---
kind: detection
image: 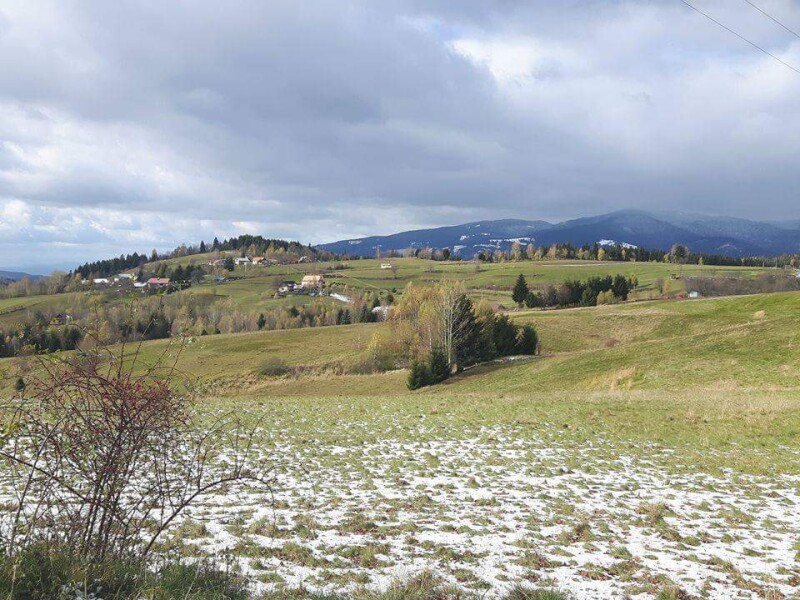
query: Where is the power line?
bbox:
[679,0,800,75]
[743,0,800,42]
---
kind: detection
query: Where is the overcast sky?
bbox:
[1,1,800,272]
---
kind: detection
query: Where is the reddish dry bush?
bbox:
[0,341,273,563]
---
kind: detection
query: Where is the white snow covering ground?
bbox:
[598,239,638,249]
[152,424,800,599]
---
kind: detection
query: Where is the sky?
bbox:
[1,0,800,273]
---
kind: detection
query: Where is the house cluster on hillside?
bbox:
[81,274,173,292]
[277,274,325,296]
[207,255,289,268]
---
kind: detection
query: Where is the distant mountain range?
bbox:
[318,210,800,258]
[0,269,41,283]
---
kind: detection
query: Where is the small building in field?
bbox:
[688,291,701,299]
[146,277,171,290]
[278,281,296,295]
[380,263,394,269]
[209,258,226,268]
[250,256,266,265]
[234,256,251,265]
[301,274,325,289]
[92,278,110,286]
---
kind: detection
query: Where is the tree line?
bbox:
[367,281,539,390]
[511,273,636,309]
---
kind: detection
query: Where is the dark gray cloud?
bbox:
[1,0,799,271]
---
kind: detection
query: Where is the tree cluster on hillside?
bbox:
[371,281,538,390]
[0,324,83,358]
[0,281,395,357]
[521,274,636,308]
[70,235,328,281]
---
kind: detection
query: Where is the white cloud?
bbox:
[1,0,800,270]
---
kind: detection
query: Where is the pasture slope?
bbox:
[2,276,799,599]
[94,291,800,598]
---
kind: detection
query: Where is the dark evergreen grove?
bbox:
[407,293,539,390]
[524,274,635,308]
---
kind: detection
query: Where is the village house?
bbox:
[250,256,266,265]
[234,256,251,265]
[300,274,324,290]
[146,277,171,290]
[208,258,226,268]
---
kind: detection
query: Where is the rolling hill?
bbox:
[318,209,800,258]
[0,269,41,282]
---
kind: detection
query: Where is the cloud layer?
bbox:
[1,0,799,271]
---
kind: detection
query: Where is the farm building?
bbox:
[234,257,251,265]
[146,277,171,290]
[301,274,325,289]
[208,258,226,267]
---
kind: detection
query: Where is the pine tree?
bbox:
[257,313,266,330]
[200,240,207,253]
[516,325,539,355]
[407,360,431,390]
[428,347,451,383]
[512,274,529,307]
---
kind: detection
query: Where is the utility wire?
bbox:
[679,0,800,75]
[743,0,800,41]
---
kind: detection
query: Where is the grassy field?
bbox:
[3,270,800,599]
[0,257,781,333]
[199,257,774,300]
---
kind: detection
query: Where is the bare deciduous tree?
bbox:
[0,336,274,564]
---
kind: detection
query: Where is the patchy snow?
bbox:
[348,240,363,245]
[489,237,533,244]
[598,239,637,249]
[452,245,466,253]
[140,426,800,599]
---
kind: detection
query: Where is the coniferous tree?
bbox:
[512,274,529,307]
[428,347,451,383]
[516,325,539,355]
[407,360,431,390]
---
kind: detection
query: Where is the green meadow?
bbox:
[3,263,800,598]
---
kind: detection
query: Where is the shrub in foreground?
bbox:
[0,543,249,600]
